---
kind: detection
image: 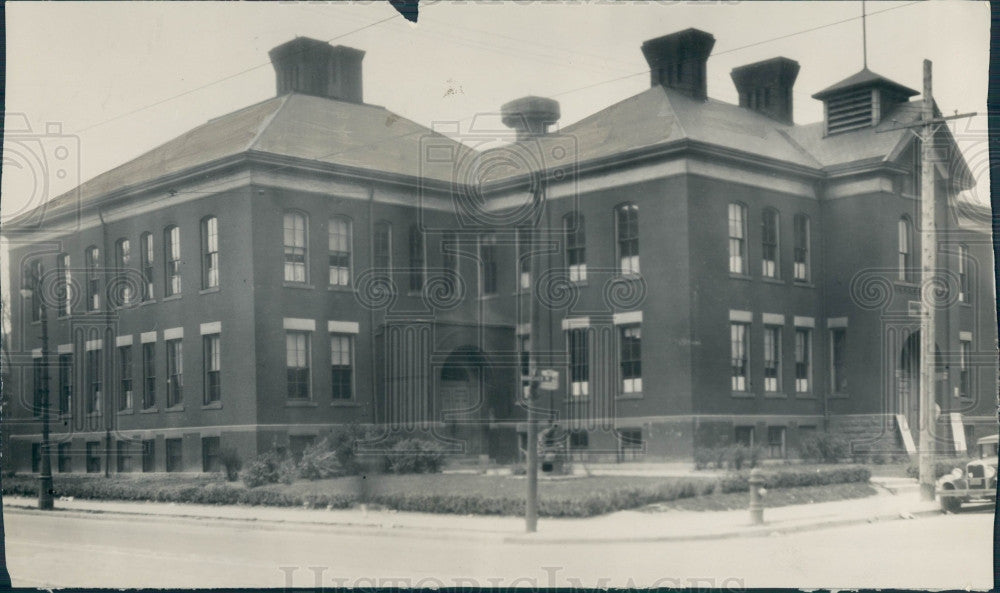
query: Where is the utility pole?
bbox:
[918,59,937,501]
[524,179,544,533]
[877,60,974,501]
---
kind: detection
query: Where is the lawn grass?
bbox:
[641,482,878,512]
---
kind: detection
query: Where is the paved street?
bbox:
[4,503,994,589]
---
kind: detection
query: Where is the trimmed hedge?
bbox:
[905,458,975,480]
[2,464,871,518]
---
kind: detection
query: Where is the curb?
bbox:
[502,508,943,545]
[2,503,509,543]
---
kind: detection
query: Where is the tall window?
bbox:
[165,438,182,472]
[374,221,392,275]
[166,338,183,407]
[141,232,155,300]
[767,426,786,459]
[202,437,221,473]
[86,348,101,413]
[731,322,749,392]
[27,260,42,322]
[330,333,352,400]
[86,246,101,311]
[442,231,458,276]
[616,204,639,275]
[519,335,531,378]
[118,345,133,411]
[164,226,181,296]
[761,208,779,278]
[408,224,425,292]
[568,328,589,397]
[479,234,498,295]
[897,217,912,282]
[728,203,747,275]
[328,217,351,287]
[283,212,307,283]
[793,214,810,282]
[115,238,132,306]
[516,227,531,290]
[203,334,221,404]
[201,216,219,289]
[142,343,156,409]
[763,325,781,392]
[830,328,847,394]
[57,254,71,316]
[959,339,971,398]
[32,358,43,415]
[58,353,72,414]
[794,329,811,393]
[619,324,642,395]
[958,244,970,303]
[564,213,587,282]
[286,331,311,399]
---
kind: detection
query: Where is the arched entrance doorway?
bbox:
[438,346,502,458]
[897,331,944,444]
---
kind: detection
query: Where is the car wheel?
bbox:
[940,496,962,513]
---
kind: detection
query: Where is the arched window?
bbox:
[479,233,498,295]
[793,214,810,282]
[140,232,155,301]
[897,217,913,282]
[85,246,101,311]
[408,223,425,292]
[201,216,219,289]
[615,203,639,275]
[56,253,71,316]
[374,221,392,276]
[283,212,307,283]
[24,260,42,321]
[564,212,586,282]
[761,208,779,278]
[115,238,132,306]
[328,216,352,287]
[728,203,747,275]
[164,225,181,296]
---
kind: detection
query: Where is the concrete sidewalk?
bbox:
[3,479,941,544]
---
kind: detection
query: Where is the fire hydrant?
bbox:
[749,467,766,525]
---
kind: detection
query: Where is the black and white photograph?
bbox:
[0,1,995,589]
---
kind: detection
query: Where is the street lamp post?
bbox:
[21,264,54,510]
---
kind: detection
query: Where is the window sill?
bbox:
[731,391,755,399]
[283,282,314,290]
[761,277,784,285]
[86,411,102,418]
[199,287,220,295]
[285,399,318,407]
[139,407,159,414]
[569,280,589,287]
[162,294,182,302]
[201,401,222,410]
[728,273,752,282]
[328,285,354,293]
[117,409,135,416]
[164,405,185,413]
[829,392,850,399]
[792,281,815,289]
[140,299,157,307]
[959,300,973,308]
[477,294,502,301]
[794,392,817,399]
[893,280,919,290]
[616,393,643,400]
[764,392,787,399]
[331,400,360,407]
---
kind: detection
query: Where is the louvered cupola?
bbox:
[812,68,918,135]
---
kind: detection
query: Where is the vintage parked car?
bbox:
[936,434,998,512]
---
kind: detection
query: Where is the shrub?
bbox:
[387,438,446,474]
[242,451,282,488]
[219,448,242,482]
[693,447,715,470]
[277,456,298,485]
[297,437,344,480]
[905,457,974,480]
[718,465,870,493]
[798,433,852,463]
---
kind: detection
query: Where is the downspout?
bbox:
[97,207,112,477]
[367,185,377,427]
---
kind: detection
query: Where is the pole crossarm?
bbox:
[875,111,977,133]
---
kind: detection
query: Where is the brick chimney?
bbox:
[641,29,715,100]
[501,96,561,141]
[269,37,365,103]
[731,57,800,124]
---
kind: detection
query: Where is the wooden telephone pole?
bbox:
[881,61,975,500]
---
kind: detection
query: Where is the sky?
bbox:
[2,1,991,220]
